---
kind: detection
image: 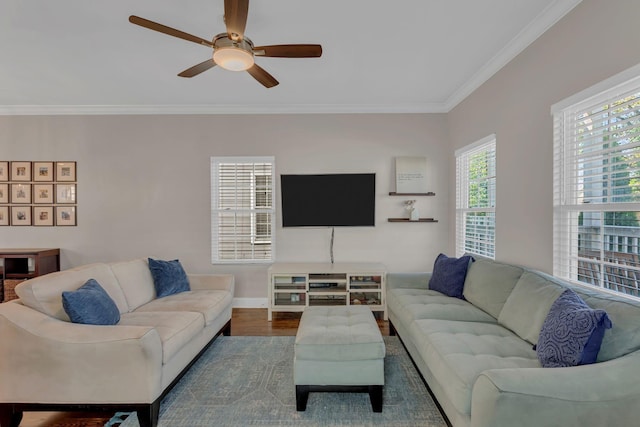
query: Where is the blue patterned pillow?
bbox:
[148,258,190,298]
[536,289,612,368]
[428,253,474,299]
[62,279,120,325]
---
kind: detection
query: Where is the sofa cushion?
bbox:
[134,290,232,326]
[119,311,204,364]
[109,258,157,311]
[62,279,120,325]
[15,263,128,321]
[463,257,524,319]
[148,258,190,298]
[387,288,496,326]
[498,271,565,344]
[537,289,612,368]
[429,253,473,299]
[519,270,640,362]
[409,319,539,416]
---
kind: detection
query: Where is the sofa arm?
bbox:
[471,351,640,427]
[386,272,431,290]
[0,302,164,404]
[188,274,235,294]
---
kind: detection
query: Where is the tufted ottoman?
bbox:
[294,305,385,412]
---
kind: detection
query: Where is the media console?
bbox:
[267,262,386,321]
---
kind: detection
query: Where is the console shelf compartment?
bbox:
[268,262,386,321]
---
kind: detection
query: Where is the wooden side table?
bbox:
[0,248,60,302]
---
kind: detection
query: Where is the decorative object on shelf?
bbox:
[395,156,427,194]
[0,161,77,227]
[404,199,419,221]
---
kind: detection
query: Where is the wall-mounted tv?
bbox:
[280,173,376,227]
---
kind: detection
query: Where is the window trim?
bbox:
[211,156,275,264]
[552,63,640,298]
[455,134,497,259]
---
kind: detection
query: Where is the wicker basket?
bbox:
[3,279,24,302]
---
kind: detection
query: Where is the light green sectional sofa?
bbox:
[387,256,640,427]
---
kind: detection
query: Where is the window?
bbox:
[211,157,275,263]
[553,65,640,297]
[456,135,496,259]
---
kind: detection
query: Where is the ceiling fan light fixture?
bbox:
[213,47,254,71]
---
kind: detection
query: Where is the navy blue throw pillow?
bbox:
[536,289,612,368]
[148,258,190,298]
[428,253,474,299]
[62,278,120,325]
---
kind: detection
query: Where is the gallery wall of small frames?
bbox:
[0,161,77,226]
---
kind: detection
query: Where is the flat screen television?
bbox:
[280,173,375,227]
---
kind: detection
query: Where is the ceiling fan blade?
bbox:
[247,64,279,88]
[178,59,217,78]
[129,15,213,48]
[224,0,249,41]
[253,44,323,58]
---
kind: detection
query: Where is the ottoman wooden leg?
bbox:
[369,385,383,412]
[296,385,309,411]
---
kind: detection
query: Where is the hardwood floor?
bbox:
[19,308,389,427]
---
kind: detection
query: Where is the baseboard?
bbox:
[233,297,268,308]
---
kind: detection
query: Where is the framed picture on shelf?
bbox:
[0,183,8,203]
[11,206,32,226]
[33,184,54,203]
[56,162,76,182]
[0,161,8,181]
[33,161,54,182]
[10,161,31,182]
[56,184,76,204]
[33,206,54,226]
[0,206,8,226]
[10,183,31,204]
[56,206,76,226]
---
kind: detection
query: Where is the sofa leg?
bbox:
[223,320,231,336]
[0,405,23,427]
[295,385,309,411]
[136,400,160,427]
[389,321,397,336]
[369,385,383,412]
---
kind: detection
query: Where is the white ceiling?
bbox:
[0,0,582,115]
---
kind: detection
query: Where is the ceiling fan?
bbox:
[129,0,322,88]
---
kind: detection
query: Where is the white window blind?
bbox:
[211,157,275,263]
[553,68,640,298]
[456,135,496,259]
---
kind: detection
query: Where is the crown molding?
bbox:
[443,0,583,112]
[0,102,449,116]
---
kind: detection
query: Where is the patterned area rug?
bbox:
[117,335,446,427]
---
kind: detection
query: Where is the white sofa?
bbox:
[0,258,234,427]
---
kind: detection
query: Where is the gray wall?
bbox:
[0,114,449,301]
[447,0,640,272]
